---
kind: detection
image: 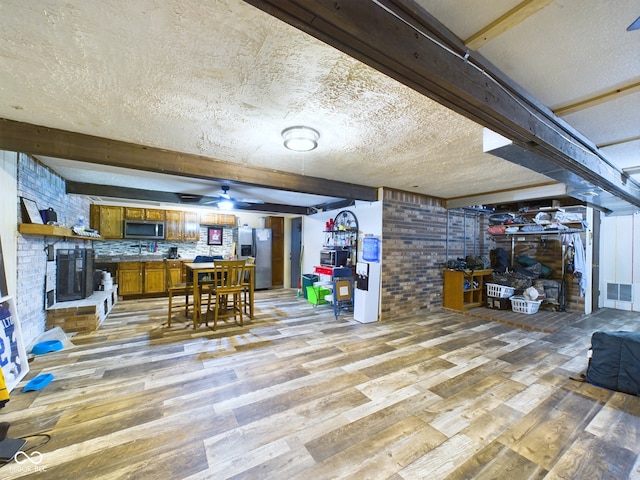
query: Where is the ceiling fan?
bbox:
[203,185,265,208]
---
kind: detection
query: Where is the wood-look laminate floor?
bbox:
[3,290,640,479]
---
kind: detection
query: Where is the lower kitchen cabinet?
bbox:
[118,262,143,296]
[144,261,166,294]
[117,261,168,296]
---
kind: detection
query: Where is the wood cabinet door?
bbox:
[145,209,165,221]
[144,262,166,294]
[167,261,182,286]
[118,262,143,295]
[91,205,123,239]
[183,211,200,241]
[124,207,145,220]
[165,210,183,241]
[125,207,165,221]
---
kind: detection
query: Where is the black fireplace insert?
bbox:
[56,248,95,302]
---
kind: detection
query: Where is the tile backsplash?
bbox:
[93,226,236,260]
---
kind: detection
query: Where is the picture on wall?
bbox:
[0,296,29,393]
[207,227,223,246]
[20,197,43,224]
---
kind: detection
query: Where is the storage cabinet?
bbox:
[165,210,199,241]
[165,210,183,241]
[118,262,143,295]
[118,261,174,296]
[200,213,236,226]
[124,207,165,221]
[143,261,166,294]
[167,260,183,285]
[183,211,200,241]
[90,205,124,239]
[443,269,493,311]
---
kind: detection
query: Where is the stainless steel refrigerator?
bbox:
[238,227,272,289]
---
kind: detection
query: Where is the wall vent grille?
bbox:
[607,283,633,302]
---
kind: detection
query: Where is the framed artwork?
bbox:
[0,296,29,392]
[20,197,43,224]
[207,227,223,245]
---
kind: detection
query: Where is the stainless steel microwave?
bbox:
[124,220,165,240]
[320,249,350,267]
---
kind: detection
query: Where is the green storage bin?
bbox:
[306,285,331,305]
[302,274,319,299]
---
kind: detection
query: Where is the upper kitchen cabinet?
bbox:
[165,210,199,242]
[165,210,183,241]
[90,205,123,239]
[183,211,199,242]
[124,207,165,222]
[200,213,236,226]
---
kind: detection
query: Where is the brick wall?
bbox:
[16,154,93,345]
[380,189,492,319]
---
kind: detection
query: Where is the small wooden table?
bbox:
[184,262,255,329]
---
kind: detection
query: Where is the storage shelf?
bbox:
[443,269,493,311]
[19,223,102,240]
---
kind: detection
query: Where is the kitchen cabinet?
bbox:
[124,207,165,221]
[90,205,124,239]
[200,213,236,226]
[117,261,173,296]
[443,269,493,311]
[183,211,200,241]
[166,210,200,242]
[165,210,183,241]
[143,261,166,294]
[167,260,183,285]
[118,262,143,295]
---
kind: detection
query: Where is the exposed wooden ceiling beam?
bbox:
[464,0,553,50]
[553,81,640,116]
[0,118,377,203]
[243,0,640,209]
[598,135,640,149]
[66,181,310,214]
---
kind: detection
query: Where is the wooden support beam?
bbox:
[243,0,640,209]
[66,181,310,214]
[553,81,640,116]
[0,118,378,203]
[464,0,554,50]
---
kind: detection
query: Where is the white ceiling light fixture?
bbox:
[282,126,320,152]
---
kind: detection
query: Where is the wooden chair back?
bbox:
[214,260,246,291]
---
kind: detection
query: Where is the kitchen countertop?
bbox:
[95,255,193,263]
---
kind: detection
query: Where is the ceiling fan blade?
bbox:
[237,198,265,204]
[628,16,640,31]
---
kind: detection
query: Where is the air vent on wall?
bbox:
[607,283,633,302]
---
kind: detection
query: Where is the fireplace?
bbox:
[56,248,95,302]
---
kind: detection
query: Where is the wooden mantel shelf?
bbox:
[18,223,102,240]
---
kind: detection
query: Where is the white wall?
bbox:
[600,211,640,312]
[0,150,18,297]
[302,201,383,322]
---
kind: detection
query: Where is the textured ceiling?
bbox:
[1,0,638,211]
